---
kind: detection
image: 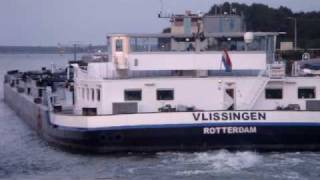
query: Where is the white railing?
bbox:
[267,63,286,79]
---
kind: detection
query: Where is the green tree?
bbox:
[207,2,320,48]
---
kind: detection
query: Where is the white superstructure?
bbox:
[69,32,320,116]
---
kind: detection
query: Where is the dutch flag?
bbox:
[222,49,232,72]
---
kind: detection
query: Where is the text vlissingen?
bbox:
[193,112,266,121]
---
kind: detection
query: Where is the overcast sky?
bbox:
[0,0,319,46]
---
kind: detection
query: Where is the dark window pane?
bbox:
[38,89,43,97]
[115,39,123,52]
[91,88,94,101]
[265,89,282,99]
[125,90,142,101]
[97,89,101,101]
[157,90,174,100]
[86,88,89,100]
[298,88,315,99]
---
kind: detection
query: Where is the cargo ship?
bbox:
[4,12,320,152]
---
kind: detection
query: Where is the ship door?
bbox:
[224,88,235,110]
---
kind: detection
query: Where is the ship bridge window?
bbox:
[298,88,315,99]
[91,88,95,101]
[130,37,171,52]
[38,89,43,97]
[97,89,101,102]
[265,88,283,99]
[157,89,174,100]
[115,39,123,52]
[124,90,142,101]
[86,88,90,100]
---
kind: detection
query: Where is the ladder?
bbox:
[245,77,269,110]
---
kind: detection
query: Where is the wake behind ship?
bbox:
[4,11,320,152]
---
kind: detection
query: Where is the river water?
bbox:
[0,54,320,180]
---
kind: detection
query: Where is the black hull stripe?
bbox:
[55,122,320,132]
[47,125,320,153]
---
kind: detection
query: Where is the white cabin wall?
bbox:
[73,62,109,80]
[73,80,103,115]
[127,52,266,71]
[87,63,108,79]
[100,82,119,114]
[97,77,268,114]
[254,77,320,110]
[232,77,267,110]
[74,76,320,115]
[254,83,292,110]
[140,83,157,112]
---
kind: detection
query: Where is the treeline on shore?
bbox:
[208,2,320,49]
[0,45,107,54]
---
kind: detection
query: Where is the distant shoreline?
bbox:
[0,45,107,54]
[0,52,73,55]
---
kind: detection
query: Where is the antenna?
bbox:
[158,0,171,18]
[58,41,94,61]
[73,43,77,61]
[160,0,164,13]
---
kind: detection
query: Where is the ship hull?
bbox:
[4,84,320,153]
[45,124,320,153]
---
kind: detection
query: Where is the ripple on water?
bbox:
[152,150,261,179]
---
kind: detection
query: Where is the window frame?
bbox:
[91,88,95,101]
[86,88,90,101]
[157,89,174,101]
[124,89,142,101]
[298,87,316,99]
[115,39,123,52]
[265,88,283,99]
[97,89,101,102]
